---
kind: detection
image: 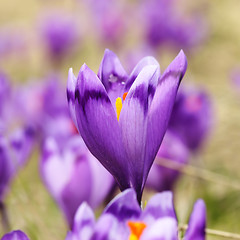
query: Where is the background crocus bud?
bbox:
[1,230,30,240]
[39,10,80,64]
[146,131,189,192]
[169,85,213,152]
[40,135,114,227]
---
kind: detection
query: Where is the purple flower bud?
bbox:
[169,86,213,151]
[39,11,80,62]
[67,49,187,202]
[1,230,30,240]
[40,136,114,227]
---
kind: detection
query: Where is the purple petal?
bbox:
[119,65,160,197]
[40,138,73,199]
[142,191,177,223]
[87,155,114,209]
[125,56,160,91]
[185,199,206,240]
[144,50,187,185]
[67,68,78,130]
[141,217,178,240]
[98,49,128,92]
[0,139,12,199]
[90,214,120,240]
[74,64,130,190]
[104,189,141,221]
[72,202,95,239]
[61,154,92,227]
[1,230,30,240]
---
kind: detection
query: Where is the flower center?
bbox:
[128,221,146,240]
[115,92,128,121]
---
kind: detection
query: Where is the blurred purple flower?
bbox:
[66,189,206,240]
[0,26,27,60]
[142,0,207,50]
[83,0,127,46]
[40,135,114,227]
[1,230,30,240]
[39,11,80,62]
[146,131,189,192]
[16,75,74,144]
[169,86,213,151]
[0,127,34,201]
[67,49,187,202]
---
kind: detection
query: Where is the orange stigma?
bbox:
[128,221,146,240]
[123,92,128,101]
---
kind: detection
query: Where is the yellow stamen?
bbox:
[123,92,128,101]
[128,221,147,240]
[115,97,122,121]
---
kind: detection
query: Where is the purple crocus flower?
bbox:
[39,11,79,63]
[66,189,206,240]
[1,230,30,240]
[146,131,189,191]
[67,49,187,202]
[168,86,213,151]
[40,135,114,227]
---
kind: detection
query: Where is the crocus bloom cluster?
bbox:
[40,135,114,227]
[146,131,189,191]
[1,230,30,240]
[66,189,206,240]
[67,49,187,202]
[168,86,213,151]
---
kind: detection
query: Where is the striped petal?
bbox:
[125,56,160,91]
[119,65,160,200]
[74,64,129,190]
[104,189,141,221]
[98,49,128,107]
[142,191,177,223]
[185,199,206,240]
[144,50,187,184]
[141,217,178,240]
[1,230,30,240]
[67,68,78,130]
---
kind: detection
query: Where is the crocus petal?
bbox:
[144,50,187,185]
[98,49,128,92]
[119,65,160,198]
[67,68,78,130]
[40,138,73,198]
[104,188,141,221]
[72,202,95,240]
[61,155,92,227]
[125,56,160,91]
[185,199,206,240]
[90,214,120,240]
[87,155,114,209]
[74,64,129,189]
[141,217,178,240]
[142,191,176,223]
[1,230,30,240]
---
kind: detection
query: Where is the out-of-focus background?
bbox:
[1,0,240,239]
